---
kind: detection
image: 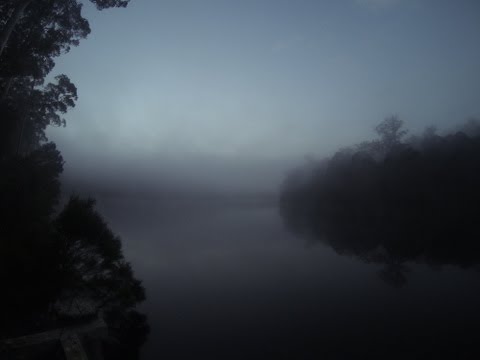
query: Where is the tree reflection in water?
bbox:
[280,118,480,287]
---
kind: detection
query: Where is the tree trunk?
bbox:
[0,0,33,60]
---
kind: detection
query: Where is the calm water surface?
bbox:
[96,196,480,359]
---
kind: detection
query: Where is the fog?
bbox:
[47,0,480,163]
[2,0,480,359]
[60,151,294,196]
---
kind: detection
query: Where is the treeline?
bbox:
[0,1,148,359]
[280,116,480,287]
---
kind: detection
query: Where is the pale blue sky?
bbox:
[48,0,480,168]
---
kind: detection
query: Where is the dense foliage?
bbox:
[0,0,129,157]
[280,117,480,287]
[0,0,148,358]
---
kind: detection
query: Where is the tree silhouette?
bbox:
[0,143,64,337]
[280,118,480,286]
[0,0,130,60]
[0,167,147,353]
[0,1,148,356]
[375,115,408,150]
[55,197,146,315]
[0,0,130,155]
[0,75,78,156]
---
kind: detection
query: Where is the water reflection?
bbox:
[96,195,480,359]
[280,121,480,287]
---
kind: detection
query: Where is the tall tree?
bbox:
[0,74,78,156]
[0,0,129,60]
[0,0,130,156]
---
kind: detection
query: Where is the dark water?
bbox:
[97,196,480,359]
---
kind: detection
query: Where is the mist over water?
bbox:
[2,0,480,359]
[64,153,480,359]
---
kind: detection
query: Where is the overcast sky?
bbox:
[47,0,480,190]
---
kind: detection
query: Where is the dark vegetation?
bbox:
[280,116,480,287]
[0,0,148,358]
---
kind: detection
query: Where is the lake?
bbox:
[95,194,480,359]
